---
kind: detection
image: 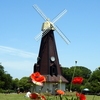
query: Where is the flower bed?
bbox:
[28,72,88,100]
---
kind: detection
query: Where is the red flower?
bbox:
[72,77,83,85]
[30,72,46,86]
[80,94,86,100]
[29,93,38,99]
[76,92,80,97]
[76,93,86,100]
[29,93,46,100]
[41,96,46,99]
[56,90,65,95]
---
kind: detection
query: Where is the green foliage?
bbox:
[61,66,100,93]
[90,69,100,81]
[19,77,31,92]
[69,66,92,79]
[12,78,20,91]
[62,66,92,92]
[0,65,12,90]
[62,66,92,82]
[0,88,3,93]
[0,64,31,92]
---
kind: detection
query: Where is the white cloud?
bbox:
[0,45,37,79]
[2,60,35,79]
[2,61,34,71]
[0,45,37,58]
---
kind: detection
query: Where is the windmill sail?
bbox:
[33,4,70,44]
[33,4,48,21]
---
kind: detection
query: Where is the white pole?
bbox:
[60,76,62,90]
[70,61,77,92]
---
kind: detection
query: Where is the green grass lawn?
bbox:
[0,93,100,100]
[0,93,29,100]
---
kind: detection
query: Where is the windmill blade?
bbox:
[52,9,67,24]
[42,28,51,37]
[34,31,43,41]
[33,4,48,21]
[54,25,71,44]
[35,27,51,41]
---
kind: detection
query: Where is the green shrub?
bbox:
[0,88,3,93]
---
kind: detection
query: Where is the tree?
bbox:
[90,69,100,82]
[0,64,12,90]
[70,66,91,79]
[19,77,31,92]
[62,66,92,82]
[3,73,12,89]
[61,67,71,82]
[0,65,5,88]
[61,66,92,91]
[12,78,20,91]
[89,68,100,93]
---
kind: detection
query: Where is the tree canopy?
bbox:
[62,66,92,82]
[61,66,92,92]
[0,64,12,90]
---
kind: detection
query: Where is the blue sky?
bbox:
[0,0,100,79]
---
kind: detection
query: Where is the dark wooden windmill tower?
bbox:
[33,4,70,93]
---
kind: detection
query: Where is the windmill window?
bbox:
[53,67,55,74]
[50,65,57,76]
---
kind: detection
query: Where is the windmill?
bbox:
[33,4,70,94]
